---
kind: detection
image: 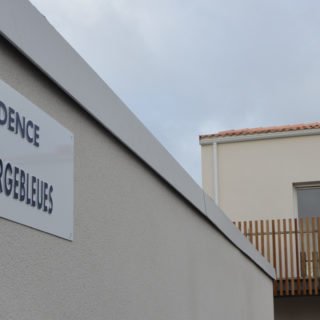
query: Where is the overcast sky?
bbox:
[30,0,320,184]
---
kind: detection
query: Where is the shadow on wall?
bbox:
[275,296,320,320]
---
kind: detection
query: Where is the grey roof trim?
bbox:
[0,0,275,279]
[200,128,320,145]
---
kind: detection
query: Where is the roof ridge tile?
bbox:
[199,121,320,140]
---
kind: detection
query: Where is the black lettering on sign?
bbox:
[8,107,15,132]
[48,186,54,214]
[20,169,25,202]
[0,158,54,214]
[0,100,40,147]
[43,182,48,212]
[36,180,43,210]
[0,158,3,193]
[15,112,26,139]
[4,163,13,196]
[0,101,7,125]
[13,166,19,200]
[34,125,40,147]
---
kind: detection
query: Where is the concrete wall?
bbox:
[201,135,320,221]
[0,36,274,319]
[275,297,320,320]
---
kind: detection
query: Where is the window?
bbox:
[295,184,320,218]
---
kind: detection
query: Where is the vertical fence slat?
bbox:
[266,220,271,263]
[305,217,313,295]
[272,220,277,296]
[277,219,283,296]
[312,217,318,295]
[238,221,242,233]
[249,221,253,244]
[283,219,289,295]
[289,219,294,295]
[300,218,307,295]
[261,220,265,257]
[255,221,259,251]
[295,219,301,295]
[244,221,247,238]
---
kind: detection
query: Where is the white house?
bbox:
[200,123,320,319]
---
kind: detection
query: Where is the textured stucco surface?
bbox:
[0,36,274,320]
[275,297,320,320]
[201,144,214,199]
[202,135,320,221]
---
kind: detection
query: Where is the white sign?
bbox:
[0,80,73,240]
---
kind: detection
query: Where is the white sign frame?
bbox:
[0,80,74,240]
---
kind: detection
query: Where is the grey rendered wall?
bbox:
[0,37,274,320]
[275,297,320,320]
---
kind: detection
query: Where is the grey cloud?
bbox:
[30,0,320,183]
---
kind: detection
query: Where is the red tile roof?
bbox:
[199,122,320,140]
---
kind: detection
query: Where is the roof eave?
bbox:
[200,128,320,145]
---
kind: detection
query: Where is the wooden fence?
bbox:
[234,217,320,296]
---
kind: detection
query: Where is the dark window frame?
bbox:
[294,182,320,218]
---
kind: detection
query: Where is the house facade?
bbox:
[200,123,320,319]
[200,123,320,221]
